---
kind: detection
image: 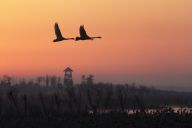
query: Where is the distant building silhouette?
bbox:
[81,74,94,86]
[86,74,94,85]
[64,67,73,86]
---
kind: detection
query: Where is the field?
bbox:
[0,77,192,128]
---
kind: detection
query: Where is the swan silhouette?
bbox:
[75,25,102,41]
[53,22,74,42]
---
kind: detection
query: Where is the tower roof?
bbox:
[64,67,73,72]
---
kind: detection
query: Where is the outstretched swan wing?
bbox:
[55,23,64,39]
[80,25,90,38]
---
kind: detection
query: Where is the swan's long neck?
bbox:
[92,36,102,39]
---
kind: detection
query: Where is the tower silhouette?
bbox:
[63,67,73,86]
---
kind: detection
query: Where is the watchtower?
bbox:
[64,67,73,86]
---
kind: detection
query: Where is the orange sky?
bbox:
[0,0,192,89]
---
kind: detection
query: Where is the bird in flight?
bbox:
[53,22,74,42]
[75,25,102,41]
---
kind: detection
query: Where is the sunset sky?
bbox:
[0,0,192,90]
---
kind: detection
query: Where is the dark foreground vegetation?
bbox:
[1,112,192,128]
[0,75,192,128]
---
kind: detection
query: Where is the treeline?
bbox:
[0,75,192,117]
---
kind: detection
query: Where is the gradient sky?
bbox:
[0,0,192,90]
